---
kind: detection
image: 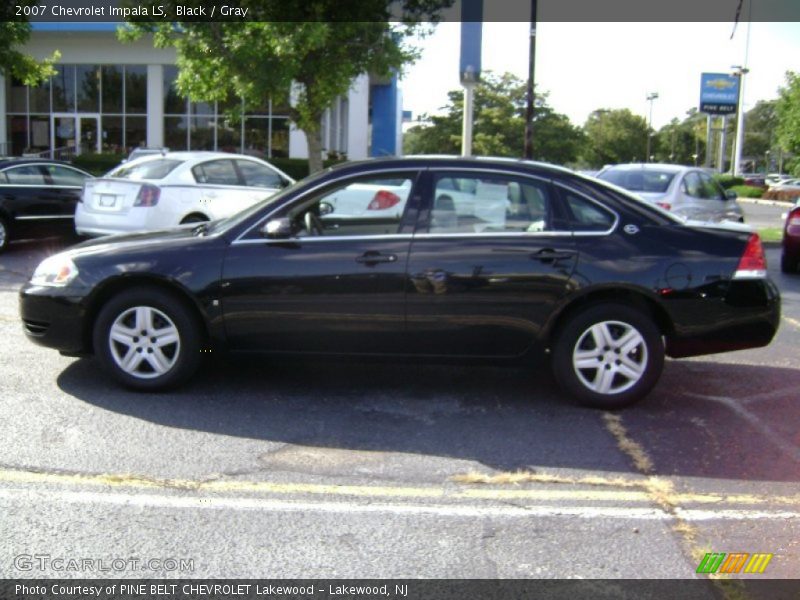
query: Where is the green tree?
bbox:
[404,71,584,165]
[121,1,448,173]
[775,71,800,176]
[580,109,649,167]
[0,3,59,85]
[653,109,707,166]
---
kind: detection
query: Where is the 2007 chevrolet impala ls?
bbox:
[19,157,780,408]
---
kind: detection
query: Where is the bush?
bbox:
[714,174,745,189]
[71,153,125,176]
[728,185,764,199]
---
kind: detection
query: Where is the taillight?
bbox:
[367,190,401,211]
[656,201,671,211]
[133,184,160,207]
[733,233,767,279]
[786,208,800,236]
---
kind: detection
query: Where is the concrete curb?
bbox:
[737,197,796,207]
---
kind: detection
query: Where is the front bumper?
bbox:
[19,283,91,355]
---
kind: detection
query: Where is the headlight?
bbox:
[30,254,79,287]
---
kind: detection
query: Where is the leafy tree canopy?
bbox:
[0,2,59,85]
[121,0,450,172]
[775,71,800,175]
[580,109,649,167]
[404,71,585,165]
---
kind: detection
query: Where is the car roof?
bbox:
[325,155,578,179]
[0,158,88,170]
[600,163,692,174]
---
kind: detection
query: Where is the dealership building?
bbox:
[0,23,404,161]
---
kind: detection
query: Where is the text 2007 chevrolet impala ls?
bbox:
[19,157,780,408]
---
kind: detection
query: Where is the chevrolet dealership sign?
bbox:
[699,73,740,115]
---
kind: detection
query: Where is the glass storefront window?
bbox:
[102,66,123,113]
[7,116,28,155]
[102,116,123,153]
[52,65,75,112]
[6,77,27,113]
[164,116,188,151]
[163,65,186,114]
[125,116,147,151]
[190,116,215,150]
[29,116,51,153]
[77,65,100,112]
[243,118,268,156]
[271,118,289,158]
[125,65,147,114]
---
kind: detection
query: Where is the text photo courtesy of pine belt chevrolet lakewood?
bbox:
[20,157,780,409]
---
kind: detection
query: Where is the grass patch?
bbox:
[757,227,783,243]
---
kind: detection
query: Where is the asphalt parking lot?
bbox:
[0,206,798,586]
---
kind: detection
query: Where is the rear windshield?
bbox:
[598,168,676,194]
[107,159,183,181]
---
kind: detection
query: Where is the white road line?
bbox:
[0,487,797,521]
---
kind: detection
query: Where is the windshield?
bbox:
[598,168,677,194]
[107,158,183,181]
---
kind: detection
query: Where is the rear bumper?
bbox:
[19,283,90,355]
[666,278,780,358]
[75,205,155,237]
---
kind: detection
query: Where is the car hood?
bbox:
[67,225,211,258]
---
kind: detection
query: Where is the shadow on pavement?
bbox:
[56,355,800,482]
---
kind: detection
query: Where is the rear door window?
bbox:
[3,165,47,185]
[192,160,241,186]
[235,160,283,188]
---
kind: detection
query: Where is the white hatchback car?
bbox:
[75,152,294,237]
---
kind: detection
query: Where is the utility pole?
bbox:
[459,0,482,157]
[523,0,538,160]
[646,92,659,162]
[731,64,750,174]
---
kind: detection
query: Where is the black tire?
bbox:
[551,303,665,409]
[93,287,202,391]
[180,214,209,224]
[0,215,9,253]
[781,253,797,274]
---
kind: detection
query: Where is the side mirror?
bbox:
[261,217,293,239]
[726,190,738,200]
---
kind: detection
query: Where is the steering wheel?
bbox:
[304,211,324,236]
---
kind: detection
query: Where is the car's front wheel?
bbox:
[0,215,9,253]
[552,303,664,409]
[93,287,202,390]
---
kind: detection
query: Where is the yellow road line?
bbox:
[783,315,800,330]
[0,467,797,507]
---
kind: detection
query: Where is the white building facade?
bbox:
[1,24,401,161]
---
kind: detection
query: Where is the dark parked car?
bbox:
[19,157,780,408]
[782,202,800,273]
[0,158,92,252]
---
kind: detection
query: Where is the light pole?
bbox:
[646,92,659,163]
[732,64,750,175]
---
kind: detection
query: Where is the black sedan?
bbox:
[19,157,780,408]
[0,158,93,252]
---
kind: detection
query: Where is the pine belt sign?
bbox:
[699,73,740,115]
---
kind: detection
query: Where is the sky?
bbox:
[400,22,800,130]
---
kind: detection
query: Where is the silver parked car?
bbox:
[596,163,745,223]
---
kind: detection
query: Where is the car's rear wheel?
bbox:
[93,288,201,390]
[0,215,9,253]
[552,303,664,409]
[180,214,208,224]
